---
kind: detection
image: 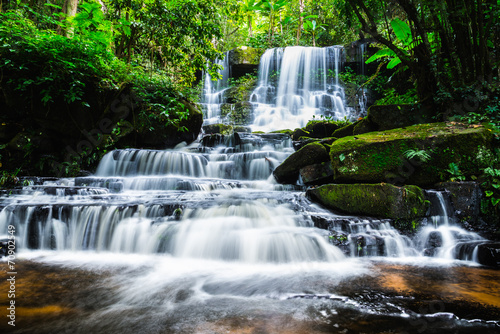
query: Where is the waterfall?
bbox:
[250,46,349,132]
[200,51,231,125]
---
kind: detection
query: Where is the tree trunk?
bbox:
[60,0,79,37]
[296,0,304,45]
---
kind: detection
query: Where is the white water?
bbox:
[250,46,349,132]
[200,51,231,125]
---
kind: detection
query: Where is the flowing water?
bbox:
[1,46,499,333]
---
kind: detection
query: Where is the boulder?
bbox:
[273,142,330,184]
[307,183,428,219]
[228,46,265,79]
[476,243,500,267]
[329,122,494,186]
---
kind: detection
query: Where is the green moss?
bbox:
[307,183,428,219]
[329,122,494,185]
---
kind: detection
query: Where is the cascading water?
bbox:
[200,51,231,125]
[1,46,498,333]
[250,46,349,132]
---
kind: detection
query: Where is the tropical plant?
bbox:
[403,149,431,163]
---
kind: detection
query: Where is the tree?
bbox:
[346,0,498,112]
[254,0,289,46]
[296,0,304,44]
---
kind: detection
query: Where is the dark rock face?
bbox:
[435,182,482,223]
[476,243,500,267]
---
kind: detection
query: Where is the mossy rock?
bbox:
[273,142,330,184]
[302,120,342,138]
[307,183,428,219]
[203,123,234,135]
[329,122,494,186]
[353,118,377,135]
[228,46,265,66]
[331,122,357,139]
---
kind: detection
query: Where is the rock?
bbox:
[202,123,234,135]
[331,122,357,139]
[228,46,265,79]
[329,122,494,186]
[273,142,330,184]
[353,117,377,135]
[202,134,226,147]
[435,182,482,225]
[300,162,334,185]
[306,183,428,219]
[302,120,342,138]
[476,243,500,267]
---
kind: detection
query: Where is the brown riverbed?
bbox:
[1,259,499,333]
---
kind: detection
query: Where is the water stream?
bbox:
[1,46,499,333]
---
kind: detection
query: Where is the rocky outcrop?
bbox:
[329,122,494,186]
[273,142,330,184]
[307,183,428,219]
[228,46,265,79]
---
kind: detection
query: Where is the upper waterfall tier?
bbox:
[250,46,348,132]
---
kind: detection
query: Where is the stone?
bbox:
[228,46,265,79]
[300,162,334,185]
[435,182,482,224]
[329,122,494,186]
[306,183,428,219]
[476,243,500,267]
[273,142,330,184]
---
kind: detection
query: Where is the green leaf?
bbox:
[365,48,396,63]
[386,57,402,69]
[492,197,500,206]
[391,18,412,45]
[485,190,494,197]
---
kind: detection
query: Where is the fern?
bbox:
[404,149,431,162]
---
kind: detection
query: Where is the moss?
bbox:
[307,183,428,219]
[230,46,265,65]
[270,129,293,135]
[329,122,494,186]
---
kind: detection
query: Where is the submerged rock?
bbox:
[307,183,428,219]
[329,122,494,186]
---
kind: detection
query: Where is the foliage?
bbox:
[0,8,115,108]
[446,163,466,182]
[403,149,431,163]
[346,0,499,113]
[374,88,418,105]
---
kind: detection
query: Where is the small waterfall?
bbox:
[418,190,485,259]
[250,46,349,132]
[200,51,231,125]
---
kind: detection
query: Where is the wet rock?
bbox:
[273,142,330,184]
[299,162,334,185]
[202,134,226,147]
[307,183,428,219]
[329,122,494,186]
[331,121,357,139]
[476,243,500,267]
[435,181,482,225]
